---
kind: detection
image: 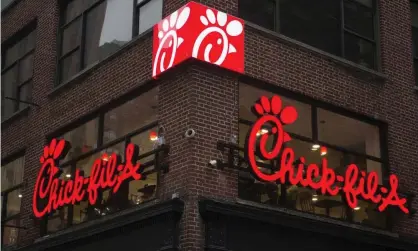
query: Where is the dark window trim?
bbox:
[1,0,23,16]
[46,81,158,140]
[1,20,37,121]
[1,152,25,247]
[237,79,391,230]
[40,83,160,236]
[238,0,379,71]
[55,0,163,86]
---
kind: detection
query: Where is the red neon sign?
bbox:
[152,1,244,78]
[244,96,409,214]
[32,139,142,218]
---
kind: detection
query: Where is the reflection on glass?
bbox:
[84,0,133,66]
[343,0,374,39]
[1,157,25,191]
[73,200,89,224]
[103,87,158,143]
[2,218,22,246]
[131,127,159,166]
[6,189,22,218]
[47,207,69,233]
[352,200,386,228]
[138,0,163,34]
[239,84,312,138]
[61,119,99,163]
[238,0,275,31]
[129,172,157,205]
[317,108,381,158]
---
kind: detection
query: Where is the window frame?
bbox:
[238,0,380,70]
[1,152,25,247]
[237,81,391,230]
[56,0,163,85]
[40,85,161,235]
[1,21,36,120]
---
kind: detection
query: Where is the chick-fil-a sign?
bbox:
[32,139,141,218]
[152,1,244,78]
[244,95,409,214]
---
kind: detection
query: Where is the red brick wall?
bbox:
[2,0,418,250]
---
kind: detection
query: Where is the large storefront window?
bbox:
[238,84,387,229]
[1,156,25,247]
[45,87,160,234]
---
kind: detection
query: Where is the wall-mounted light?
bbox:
[320,146,327,156]
[354,206,361,211]
[65,173,71,178]
[312,194,318,201]
[18,194,22,198]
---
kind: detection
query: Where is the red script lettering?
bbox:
[244,95,409,214]
[33,139,141,218]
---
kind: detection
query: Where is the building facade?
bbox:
[2,0,418,250]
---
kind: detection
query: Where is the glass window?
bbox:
[46,88,160,234]
[238,0,275,31]
[238,0,376,69]
[1,28,36,120]
[239,84,312,138]
[344,32,375,68]
[238,84,387,229]
[61,118,99,163]
[1,156,25,247]
[1,157,25,192]
[2,218,22,247]
[60,0,165,83]
[138,0,163,34]
[317,108,381,158]
[103,88,158,143]
[1,0,15,11]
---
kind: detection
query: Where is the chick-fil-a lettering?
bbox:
[245,96,409,214]
[33,141,141,218]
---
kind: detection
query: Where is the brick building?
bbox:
[1,0,418,250]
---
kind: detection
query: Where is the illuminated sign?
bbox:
[152,1,244,78]
[32,139,142,218]
[244,95,409,214]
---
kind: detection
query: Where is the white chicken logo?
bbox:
[152,6,190,77]
[192,8,243,65]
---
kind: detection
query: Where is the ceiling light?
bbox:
[312,144,320,150]
[312,197,318,201]
[354,206,361,211]
[18,194,22,198]
[149,131,158,141]
[65,173,71,178]
[320,146,327,156]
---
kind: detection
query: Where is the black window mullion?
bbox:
[13,59,21,113]
[67,163,77,227]
[311,106,318,141]
[343,28,375,43]
[340,0,345,58]
[132,0,139,37]
[97,114,105,147]
[79,13,87,71]
[275,0,280,33]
